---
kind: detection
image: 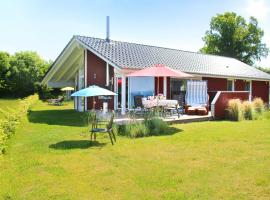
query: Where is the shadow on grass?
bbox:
[163,127,183,135]
[147,127,183,137]
[28,109,85,127]
[49,140,106,150]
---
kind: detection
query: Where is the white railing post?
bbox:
[121,75,126,115]
[211,91,221,119]
[163,77,167,98]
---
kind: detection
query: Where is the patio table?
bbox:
[142,99,178,108]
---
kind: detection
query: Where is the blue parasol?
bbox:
[71,85,117,109]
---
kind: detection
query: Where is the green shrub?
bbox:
[114,123,148,138]
[81,111,96,126]
[242,101,256,120]
[0,94,38,155]
[115,117,169,138]
[261,111,270,120]
[227,99,243,121]
[129,122,149,138]
[0,119,18,138]
[0,127,7,154]
[147,118,169,135]
[253,98,264,114]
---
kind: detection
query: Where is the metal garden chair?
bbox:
[90,111,116,145]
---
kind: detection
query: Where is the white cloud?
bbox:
[246,0,269,20]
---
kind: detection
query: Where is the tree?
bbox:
[7,51,50,97]
[256,66,270,74]
[200,12,269,65]
[0,52,10,93]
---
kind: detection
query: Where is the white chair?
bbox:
[185,80,209,114]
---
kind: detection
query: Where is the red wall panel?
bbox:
[235,80,245,91]
[167,77,171,98]
[155,77,164,95]
[202,77,227,91]
[86,50,114,110]
[252,80,269,103]
[214,92,249,119]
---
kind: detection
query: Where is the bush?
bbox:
[115,117,169,138]
[146,118,169,136]
[242,101,256,120]
[0,94,38,155]
[114,123,148,138]
[37,84,62,100]
[129,122,149,138]
[227,99,243,121]
[0,127,7,154]
[253,98,264,114]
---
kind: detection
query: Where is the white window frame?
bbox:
[269,82,270,106]
[227,79,235,91]
[245,80,252,101]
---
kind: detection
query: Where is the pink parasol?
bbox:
[127,64,192,78]
[127,64,193,94]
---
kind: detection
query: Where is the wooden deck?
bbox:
[114,112,213,125]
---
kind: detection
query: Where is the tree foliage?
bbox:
[0,51,50,97]
[0,52,10,90]
[256,66,270,74]
[200,12,269,65]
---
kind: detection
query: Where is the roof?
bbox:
[75,35,270,81]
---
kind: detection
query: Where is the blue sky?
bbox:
[0,0,269,67]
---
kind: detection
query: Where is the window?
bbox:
[269,83,270,106]
[227,80,233,91]
[245,81,251,91]
[170,79,186,99]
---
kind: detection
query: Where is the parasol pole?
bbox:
[93,96,95,110]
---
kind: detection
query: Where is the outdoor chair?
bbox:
[177,93,185,115]
[185,80,209,115]
[90,111,116,145]
[133,95,145,115]
[163,105,178,118]
[48,96,64,106]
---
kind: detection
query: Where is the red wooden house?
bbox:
[42,35,270,117]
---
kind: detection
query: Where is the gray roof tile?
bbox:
[76,35,270,80]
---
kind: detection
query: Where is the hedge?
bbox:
[0,95,38,155]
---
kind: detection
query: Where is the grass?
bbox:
[0,100,270,199]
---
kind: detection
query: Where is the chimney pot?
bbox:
[106,16,110,42]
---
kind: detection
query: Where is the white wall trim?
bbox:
[163,77,167,98]
[211,91,221,118]
[121,75,126,115]
[42,38,79,85]
[106,62,109,86]
[84,49,88,111]
[244,80,252,101]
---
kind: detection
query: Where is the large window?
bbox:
[227,80,233,91]
[245,81,251,91]
[269,83,270,106]
[170,79,186,99]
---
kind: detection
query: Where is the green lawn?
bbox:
[1,100,270,200]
